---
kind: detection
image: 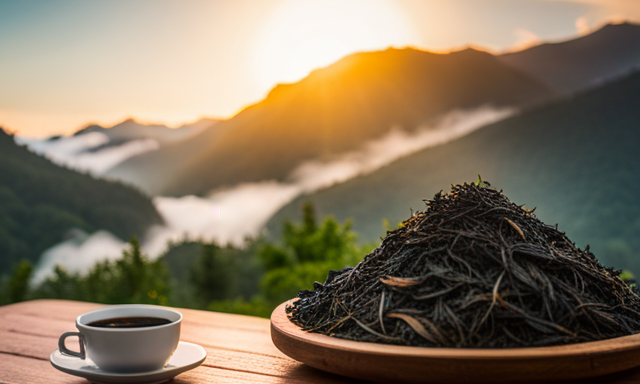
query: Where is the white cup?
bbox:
[58,304,182,373]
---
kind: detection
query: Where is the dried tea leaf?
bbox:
[387,313,439,344]
[380,276,421,287]
[503,217,526,242]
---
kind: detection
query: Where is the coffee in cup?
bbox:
[58,304,182,372]
[87,316,172,328]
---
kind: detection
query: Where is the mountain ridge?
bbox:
[73,117,220,147]
[499,22,640,93]
[106,47,558,196]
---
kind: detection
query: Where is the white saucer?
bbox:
[50,341,207,384]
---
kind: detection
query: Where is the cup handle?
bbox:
[58,331,85,359]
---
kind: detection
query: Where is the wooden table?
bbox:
[2,300,640,384]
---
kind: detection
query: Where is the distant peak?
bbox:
[458,47,483,53]
[73,124,104,136]
[189,117,218,124]
[448,46,494,58]
[109,118,145,129]
[267,82,296,99]
[602,21,639,28]
[592,21,640,35]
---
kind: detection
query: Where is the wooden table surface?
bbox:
[3,300,640,384]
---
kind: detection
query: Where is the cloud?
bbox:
[575,16,591,35]
[16,132,160,175]
[290,106,514,192]
[31,230,126,284]
[511,28,542,51]
[31,182,301,283]
[149,106,512,250]
[146,183,300,254]
[559,0,640,25]
[32,106,514,281]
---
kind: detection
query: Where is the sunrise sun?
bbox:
[252,0,419,90]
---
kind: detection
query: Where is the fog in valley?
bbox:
[31,106,513,281]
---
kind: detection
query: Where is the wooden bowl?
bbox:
[271,301,640,383]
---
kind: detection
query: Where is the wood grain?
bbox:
[3,299,640,384]
[270,301,640,384]
[0,300,365,384]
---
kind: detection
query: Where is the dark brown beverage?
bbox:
[87,316,172,328]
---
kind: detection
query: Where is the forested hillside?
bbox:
[0,129,162,276]
[500,23,640,93]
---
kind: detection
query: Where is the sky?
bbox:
[1,0,639,137]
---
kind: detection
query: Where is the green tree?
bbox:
[39,266,80,301]
[190,242,230,304]
[35,237,170,305]
[258,202,371,303]
[8,259,33,303]
[115,237,147,301]
[274,201,358,265]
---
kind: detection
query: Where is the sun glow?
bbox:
[252,0,420,91]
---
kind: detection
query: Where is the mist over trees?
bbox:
[1,203,374,318]
[0,128,162,278]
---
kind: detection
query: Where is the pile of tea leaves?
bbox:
[287,181,640,348]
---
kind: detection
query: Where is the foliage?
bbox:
[620,270,635,283]
[474,174,491,188]
[208,297,273,318]
[3,203,375,321]
[162,202,373,316]
[190,243,230,304]
[258,202,373,304]
[161,239,263,309]
[34,237,170,305]
[5,260,33,304]
[159,202,372,316]
[0,129,162,277]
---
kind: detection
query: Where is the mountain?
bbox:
[0,128,163,276]
[267,70,640,273]
[106,47,558,196]
[104,118,228,193]
[499,23,640,93]
[74,117,219,148]
[15,118,221,177]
